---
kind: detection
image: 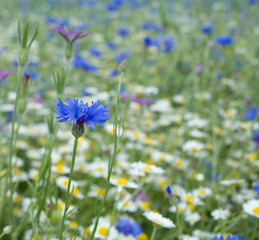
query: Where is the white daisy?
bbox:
[143,211,175,228]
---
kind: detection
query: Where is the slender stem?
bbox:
[59,137,78,240]
[7,64,23,228]
[90,72,124,240]
[150,226,158,240]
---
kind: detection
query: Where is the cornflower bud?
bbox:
[118,60,128,73]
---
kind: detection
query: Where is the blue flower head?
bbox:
[211,234,246,240]
[201,25,213,34]
[253,182,259,195]
[244,107,258,121]
[73,54,98,73]
[116,218,142,237]
[53,98,111,132]
[215,36,233,46]
[118,27,130,36]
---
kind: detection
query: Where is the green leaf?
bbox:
[28,23,39,49]
[18,19,21,44]
[22,17,30,49]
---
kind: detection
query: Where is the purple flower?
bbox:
[52,27,92,43]
[252,130,259,146]
[194,64,203,74]
[0,71,16,82]
[132,97,153,105]
[132,190,148,202]
[53,98,111,131]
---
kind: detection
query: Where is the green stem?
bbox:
[90,72,124,240]
[59,137,78,240]
[150,226,158,240]
[7,64,23,228]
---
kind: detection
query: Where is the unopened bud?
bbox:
[71,121,84,139]
[17,98,27,113]
[3,225,12,235]
[21,74,30,98]
[118,60,128,73]
[18,49,29,66]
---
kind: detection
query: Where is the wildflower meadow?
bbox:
[1,0,259,239]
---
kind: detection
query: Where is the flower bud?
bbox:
[3,225,12,235]
[118,60,128,73]
[71,121,85,139]
[21,74,30,98]
[17,98,27,114]
[18,49,29,66]
[65,42,73,61]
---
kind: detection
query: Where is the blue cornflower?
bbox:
[118,27,130,36]
[245,107,258,121]
[73,54,98,73]
[84,101,111,130]
[253,182,259,195]
[247,0,258,4]
[116,218,142,237]
[88,46,103,58]
[215,36,233,46]
[143,37,160,49]
[45,17,58,25]
[201,25,213,34]
[53,98,111,131]
[106,41,117,49]
[109,69,119,77]
[211,234,246,240]
[160,35,175,53]
[166,186,173,197]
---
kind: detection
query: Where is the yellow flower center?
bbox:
[187,204,195,211]
[96,188,104,196]
[116,178,128,185]
[252,207,259,215]
[176,160,183,166]
[199,190,205,195]
[63,180,69,186]
[178,207,184,213]
[56,164,64,172]
[72,187,79,195]
[133,131,140,137]
[137,233,149,240]
[70,221,78,228]
[141,202,150,210]
[144,137,153,144]
[248,153,257,162]
[185,195,194,202]
[143,166,152,172]
[155,219,161,223]
[98,227,109,236]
